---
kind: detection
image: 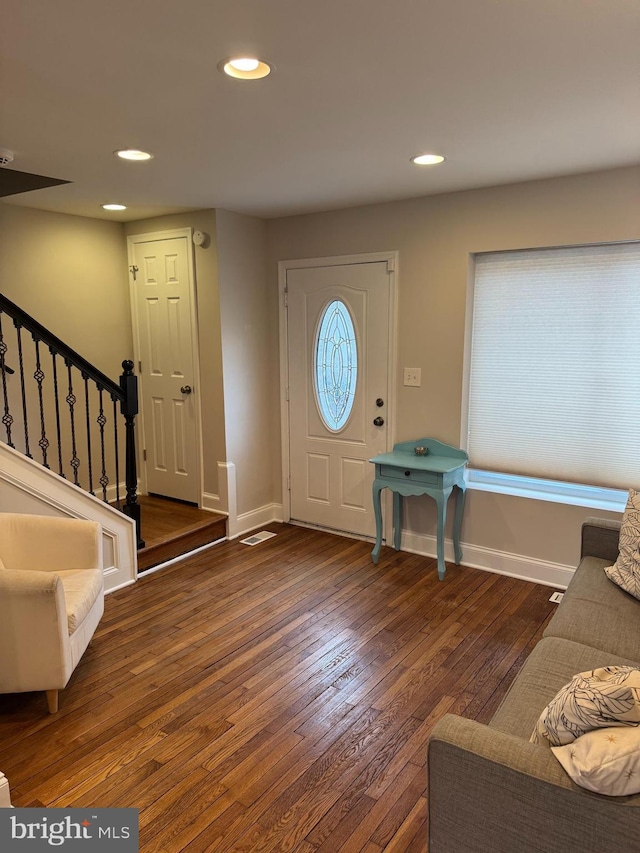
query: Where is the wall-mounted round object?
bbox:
[192,230,209,247]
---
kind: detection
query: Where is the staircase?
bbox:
[0,294,227,580]
[0,294,142,536]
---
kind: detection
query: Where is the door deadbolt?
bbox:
[180,385,192,395]
[373,416,384,426]
[376,398,384,407]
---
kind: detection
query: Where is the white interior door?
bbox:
[129,232,200,504]
[287,260,392,537]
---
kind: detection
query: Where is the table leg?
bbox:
[435,487,452,580]
[371,481,384,564]
[453,483,467,565]
[393,491,402,551]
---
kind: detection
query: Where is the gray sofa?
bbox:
[428,517,640,853]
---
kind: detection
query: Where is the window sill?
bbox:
[466,469,627,513]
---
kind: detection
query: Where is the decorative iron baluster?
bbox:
[66,360,80,486]
[113,395,121,507]
[50,349,65,477]
[15,322,32,458]
[33,337,50,468]
[97,387,109,502]
[0,313,15,448]
[83,372,94,495]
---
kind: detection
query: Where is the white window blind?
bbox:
[468,242,640,490]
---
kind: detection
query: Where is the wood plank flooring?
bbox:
[0,524,556,852]
[137,495,227,572]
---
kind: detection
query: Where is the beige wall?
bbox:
[267,166,640,568]
[0,204,132,378]
[124,211,225,500]
[215,209,273,519]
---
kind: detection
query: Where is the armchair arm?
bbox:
[428,714,638,853]
[0,568,72,692]
[580,516,621,563]
[0,514,101,573]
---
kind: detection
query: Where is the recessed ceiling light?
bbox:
[101,203,127,211]
[114,148,153,161]
[219,57,273,79]
[411,153,446,166]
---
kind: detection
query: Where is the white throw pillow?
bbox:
[531,666,640,747]
[604,488,640,600]
[552,727,640,795]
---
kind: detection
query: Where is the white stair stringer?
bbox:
[0,442,136,592]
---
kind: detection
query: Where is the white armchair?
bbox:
[0,513,104,713]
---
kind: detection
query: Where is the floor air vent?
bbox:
[240,531,277,546]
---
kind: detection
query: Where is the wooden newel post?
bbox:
[119,360,145,549]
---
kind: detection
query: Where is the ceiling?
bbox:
[1,0,638,222]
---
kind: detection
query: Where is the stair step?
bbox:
[137,515,227,573]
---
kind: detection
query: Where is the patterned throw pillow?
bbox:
[552,727,640,796]
[531,666,640,747]
[604,488,640,600]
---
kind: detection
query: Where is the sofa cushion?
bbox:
[531,666,640,746]
[56,569,104,634]
[603,488,640,599]
[552,726,640,795]
[544,556,640,660]
[490,637,638,742]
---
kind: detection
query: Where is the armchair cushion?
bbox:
[56,569,104,633]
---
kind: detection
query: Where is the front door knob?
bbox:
[180,385,192,395]
[373,416,384,426]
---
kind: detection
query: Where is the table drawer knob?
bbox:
[404,470,411,477]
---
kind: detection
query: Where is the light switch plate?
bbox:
[403,367,421,387]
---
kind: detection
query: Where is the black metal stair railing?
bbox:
[0,294,144,548]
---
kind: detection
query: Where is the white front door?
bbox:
[286,259,393,537]
[128,231,200,504]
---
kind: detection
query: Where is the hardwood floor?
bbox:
[0,524,556,852]
[137,495,227,572]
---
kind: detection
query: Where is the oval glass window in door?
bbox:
[314,299,358,431]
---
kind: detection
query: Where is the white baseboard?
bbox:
[201,491,227,514]
[230,503,284,540]
[400,530,574,589]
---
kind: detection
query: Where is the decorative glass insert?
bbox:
[314,299,358,431]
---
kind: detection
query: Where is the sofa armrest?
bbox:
[0,568,71,692]
[428,714,639,853]
[0,514,101,573]
[580,516,621,563]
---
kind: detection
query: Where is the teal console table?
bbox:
[370,438,469,580]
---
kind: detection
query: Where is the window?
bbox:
[314,299,358,431]
[465,242,640,503]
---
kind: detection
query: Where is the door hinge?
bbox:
[285,386,289,401]
[138,360,142,373]
[287,475,291,490]
[129,265,139,281]
[283,287,288,307]
[386,257,396,273]
[142,449,147,462]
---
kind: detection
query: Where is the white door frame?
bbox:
[127,228,204,505]
[279,251,399,529]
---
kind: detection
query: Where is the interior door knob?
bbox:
[180,385,192,395]
[373,416,384,426]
